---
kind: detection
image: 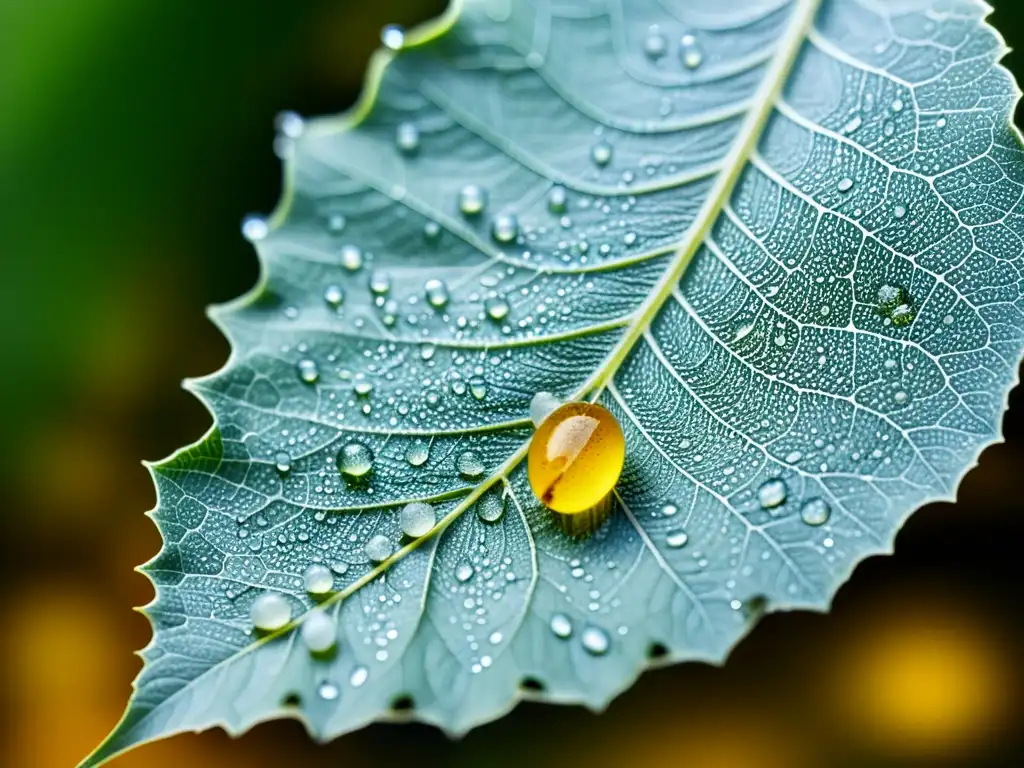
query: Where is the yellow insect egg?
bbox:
[527,401,625,536]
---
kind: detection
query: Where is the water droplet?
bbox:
[469,377,487,400]
[381,24,405,50]
[297,359,319,384]
[423,220,441,241]
[425,279,450,309]
[591,141,612,167]
[935,117,947,128]
[350,665,369,687]
[324,284,345,307]
[841,115,863,134]
[250,591,291,631]
[303,563,334,595]
[327,213,346,233]
[457,450,485,478]
[665,530,689,549]
[529,391,562,426]
[275,110,304,139]
[877,284,903,312]
[547,184,568,213]
[644,26,667,60]
[318,681,339,700]
[401,501,436,538]
[890,303,914,327]
[476,490,505,523]
[369,270,391,295]
[353,379,373,397]
[396,122,419,154]
[241,216,268,242]
[550,613,573,639]
[661,502,678,516]
[341,244,363,271]
[406,442,429,467]
[942,314,954,326]
[581,625,610,655]
[800,498,831,526]
[458,184,486,216]
[338,442,374,479]
[455,562,474,583]
[892,98,904,113]
[894,390,908,404]
[757,478,788,509]
[837,177,854,193]
[275,451,292,474]
[364,534,393,562]
[301,609,337,653]
[491,213,519,244]
[680,35,702,69]
[893,205,906,219]
[484,296,510,322]
[330,561,349,575]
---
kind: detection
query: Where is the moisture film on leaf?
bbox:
[86,0,1024,764]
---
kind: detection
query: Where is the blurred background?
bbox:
[1,1,1022,766]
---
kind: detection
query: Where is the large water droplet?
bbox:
[406,442,429,467]
[547,184,568,213]
[338,442,374,479]
[529,391,562,426]
[297,359,319,384]
[304,564,334,595]
[242,215,268,242]
[396,122,419,154]
[274,451,292,474]
[484,296,509,322]
[459,184,486,216]
[665,530,689,549]
[800,498,831,526]
[364,534,393,562]
[591,141,613,167]
[401,501,436,538]
[757,478,788,510]
[477,490,505,523]
[581,625,610,655]
[324,284,345,308]
[381,24,405,50]
[457,450,485,478]
[251,591,291,631]
[550,613,573,639]
[491,213,519,244]
[301,609,337,653]
[425,279,450,310]
[341,244,363,272]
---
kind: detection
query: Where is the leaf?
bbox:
[87,0,1024,763]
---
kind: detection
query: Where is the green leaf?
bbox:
[87,0,1024,763]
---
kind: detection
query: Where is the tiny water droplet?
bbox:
[890,303,914,327]
[550,613,573,639]
[680,35,702,69]
[837,177,854,193]
[242,216,268,242]
[547,184,568,213]
[457,450,485,478]
[401,501,436,538]
[395,122,419,154]
[893,205,906,219]
[350,665,369,687]
[665,530,689,549]
[324,284,345,307]
[661,503,678,516]
[423,220,441,241]
[275,451,292,474]
[364,534,393,562]
[406,442,429,467]
[381,24,405,50]
[353,379,373,397]
[330,561,350,575]
[476,490,505,523]
[591,141,613,167]
[877,284,903,312]
[275,110,305,139]
[484,296,509,322]
[297,359,319,384]
[800,498,831,526]
[644,26,667,60]
[757,478,788,509]
[459,184,487,216]
[327,213,346,233]
[369,270,391,295]
[581,625,610,655]
[425,279,450,309]
[341,244,363,271]
[456,562,474,583]
[251,591,291,631]
[491,213,519,244]
[338,442,374,479]
[469,377,487,400]
[304,564,334,595]
[318,681,339,700]
[301,609,337,653]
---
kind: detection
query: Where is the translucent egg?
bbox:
[527,402,625,533]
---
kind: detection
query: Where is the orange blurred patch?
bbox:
[828,595,1011,759]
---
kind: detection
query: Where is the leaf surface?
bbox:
[88,0,1024,763]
